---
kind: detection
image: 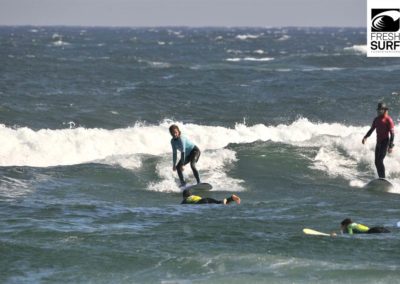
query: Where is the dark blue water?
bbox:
[1,26,400,283]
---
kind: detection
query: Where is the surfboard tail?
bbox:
[181,183,213,191]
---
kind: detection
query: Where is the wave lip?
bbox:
[0,119,371,168]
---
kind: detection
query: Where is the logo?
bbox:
[371,9,400,32]
[367,0,400,57]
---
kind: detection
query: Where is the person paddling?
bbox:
[330,218,390,236]
[181,189,241,205]
[339,218,390,235]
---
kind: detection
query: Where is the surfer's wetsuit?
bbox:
[364,114,395,178]
[181,195,237,205]
[171,135,201,185]
[343,223,390,235]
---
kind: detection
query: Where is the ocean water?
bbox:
[1,26,400,283]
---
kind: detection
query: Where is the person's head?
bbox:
[377,102,389,116]
[341,218,352,232]
[182,189,192,198]
[169,124,181,139]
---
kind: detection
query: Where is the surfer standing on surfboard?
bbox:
[362,102,395,178]
[169,124,201,187]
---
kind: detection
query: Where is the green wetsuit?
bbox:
[345,223,369,235]
[181,195,223,204]
[345,223,390,234]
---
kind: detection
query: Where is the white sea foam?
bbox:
[321,67,344,71]
[52,39,70,47]
[151,61,170,68]
[301,67,344,72]
[1,118,400,193]
[226,58,241,62]
[236,34,262,40]
[344,45,367,54]
[148,148,244,193]
[98,155,143,170]
[226,57,274,62]
[51,33,70,46]
[167,30,183,37]
[277,35,291,41]
[243,57,274,62]
[226,49,243,54]
[139,60,171,68]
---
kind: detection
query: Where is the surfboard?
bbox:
[303,228,330,236]
[364,178,393,191]
[181,182,212,191]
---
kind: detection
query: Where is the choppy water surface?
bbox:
[1,26,400,283]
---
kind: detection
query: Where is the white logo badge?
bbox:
[367,0,400,57]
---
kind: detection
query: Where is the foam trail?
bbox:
[148,149,245,193]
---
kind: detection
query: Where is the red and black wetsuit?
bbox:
[364,114,395,178]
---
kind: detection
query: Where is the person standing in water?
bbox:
[362,102,395,178]
[169,124,201,187]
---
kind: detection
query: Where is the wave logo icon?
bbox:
[371,9,400,32]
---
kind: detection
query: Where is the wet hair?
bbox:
[341,218,352,227]
[169,124,181,135]
[182,189,192,198]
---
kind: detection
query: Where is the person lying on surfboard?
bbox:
[181,189,241,205]
[338,218,390,235]
[169,124,201,187]
[362,102,395,179]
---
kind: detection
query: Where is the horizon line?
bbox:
[0,24,367,29]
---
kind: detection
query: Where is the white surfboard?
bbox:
[364,178,393,191]
[181,182,213,191]
[303,228,330,236]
